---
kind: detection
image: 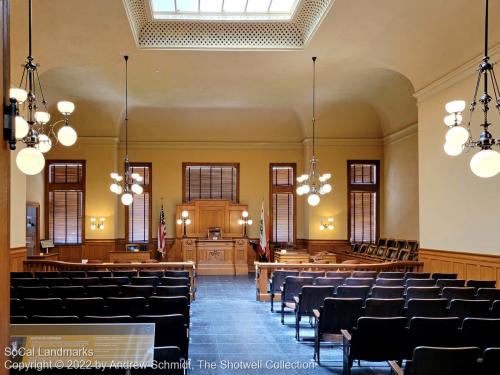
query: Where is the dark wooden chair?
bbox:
[363,298,405,317]
[448,299,491,320]
[375,278,405,287]
[406,298,448,319]
[269,270,299,312]
[370,286,405,299]
[460,317,500,351]
[65,297,106,317]
[280,276,314,324]
[406,317,460,358]
[107,297,146,317]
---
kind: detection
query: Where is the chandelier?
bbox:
[109,56,143,206]
[442,0,500,178]
[296,57,332,206]
[7,0,77,175]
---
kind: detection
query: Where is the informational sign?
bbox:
[7,324,155,371]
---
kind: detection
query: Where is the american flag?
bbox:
[157,204,166,254]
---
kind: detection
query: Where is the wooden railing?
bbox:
[23,260,197,300]
[254,260,424,301]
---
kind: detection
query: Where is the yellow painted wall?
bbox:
[382,132,419,240]
[418,74,500,254]
[26,173,44,238]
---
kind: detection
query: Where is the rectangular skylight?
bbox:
[151,0,300,21]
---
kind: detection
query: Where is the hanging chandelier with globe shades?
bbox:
[7,0,78,176]
[109,56,143,206]
[296,57,332,206]
[442,0,500,178]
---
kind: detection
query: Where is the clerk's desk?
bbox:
[181,238,248,275]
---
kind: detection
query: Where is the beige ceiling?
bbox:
[9,0,500,142]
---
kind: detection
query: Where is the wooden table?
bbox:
[109,251,151,263]
[274,251,310,263]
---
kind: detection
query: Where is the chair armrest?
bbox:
[388,361,404,375]
[340,329,351,341]
[313,309,320,319]
[293,296,300,304]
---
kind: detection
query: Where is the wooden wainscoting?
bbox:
[56,245,83,262]
[306,239,352,255]
[10,247,27,272]
[420,249,500,286]
[82,239,116,261]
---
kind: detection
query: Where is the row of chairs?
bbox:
[11,270,190,279]
[12,313,189,360]
[350,238,419,261]
[339,316,500,375]
[11,295,190,321]
[11,276,190,287]
[389,346,498,375]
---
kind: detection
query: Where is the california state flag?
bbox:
[259,200,267,257]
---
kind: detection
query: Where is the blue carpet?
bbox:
[188,275,391,374]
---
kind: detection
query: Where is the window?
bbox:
[270,163,296,243]
[151,0,300,21]
[126,163,152,243]
[46,161,85,245]
[348,160,380,244]
[183,163,239,203]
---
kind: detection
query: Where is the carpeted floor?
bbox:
[188,275,392,374]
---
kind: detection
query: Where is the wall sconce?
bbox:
[238,210,253,238]
[90,217,105,231]
[320,217,334,231]
[176,210,191,238]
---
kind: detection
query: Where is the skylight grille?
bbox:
[151,0,300,21]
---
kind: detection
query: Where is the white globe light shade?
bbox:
[16,147,45,175]
[110,172,118,179]
[445,126,469,146]
[185,219,192,225]
[131,183,143,194]
[301,174,309,180]
[57,101,75,115]
[443,141,463,156]
[181,210,189,218]
[135,175,143,182]
[296,186,304,195]
[302,184,310,194]
[121,193,133,205]
[15,116,29,139]
[34,111,50,124]
[36,134,52,153]
[57,126,77,146]
[238,219,244,225]
[469,149,500,178]
[247,219,253,225]
[322,173,332,180]
[131,173,139,179]
[307,193,320,206]
[115,185,123,195]
[176,219,182,225]
[110,183,119,193]
[328,225,334,230]
[445,100,466,114]
[116,175,123,182]
[10,88,28,103]
[242,211,249,218]
[444,114,463,126]
[319,186,325,195]
[322,183,332,194]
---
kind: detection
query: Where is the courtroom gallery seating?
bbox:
[281,276,314,324]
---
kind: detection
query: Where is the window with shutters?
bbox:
[126,163,152,243]
[46,161,85,245]
[270,163,296,244]
[348,160,380,244]
[183,163,239,203]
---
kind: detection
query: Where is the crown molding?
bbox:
[383,123,418,146]
[302,138,383,147]
[77,137,119,145]
[120,141,304,150]
[414,42,500,103]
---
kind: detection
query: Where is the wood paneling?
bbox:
[56,245,83,262]
[1,1,11,371]
[306,239,351,255]
[10,247,27,272]
[82,239,116,261]
[420,249,500,287]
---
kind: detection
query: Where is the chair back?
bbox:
[441,287,476,302]
[51,286,86,299]
[11,272,33,278]
[482,348,500,375]
[156,285,190,298]
[350,317,407,361]
[31,315,80,324]
[431,273,458,280]
[351,271,377,279]
[102,277,131,286]
[406,287,441,302]
[16,286,51,298]
[112,270,137,278]
[325,271,352,279]
[408,346,480,375]
[160,277,189,286]
[370,286,404,299]
[300,271,325,278]
[476,288,500,302]
[377,272,405,279]
[460,318,500,351]
[375,278,405,287]
[121,285,155,298]
[270,270,299,293]
[34,271,60,279]
[314,277,344,288]
[298,286,334,315]
[406,298,448,319]
[448,299,491,320]
[405,279,435,288]
[71,277,100,286]
[60,271,86,279]
[23,298,64,316]
[364,298,405,317]
[84,315,133,323]
[107,297,146,317]
[10,298,23,315]
[404,272,430,280]
[85,285,120,298]
[148,296,189,319]
[407,317,460,355]
[336,286,371,300]
[139,270,164,278]
[132,276,161,286]
[491,300,500,318]
[164,270,190,278]
[319,297,364,334]
[87,271,112,278]
[344,277,375,286]
[436,279,466,289]
[135,314,187,358]
[465,280,496,289]
[11,278,40,287]
[282,277,314,303]
[65,297,105,317]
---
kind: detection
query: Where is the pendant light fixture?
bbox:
[109,56,143,206]
[296,57,332,206]
[442,0,500,178]
[6,0,77,175]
